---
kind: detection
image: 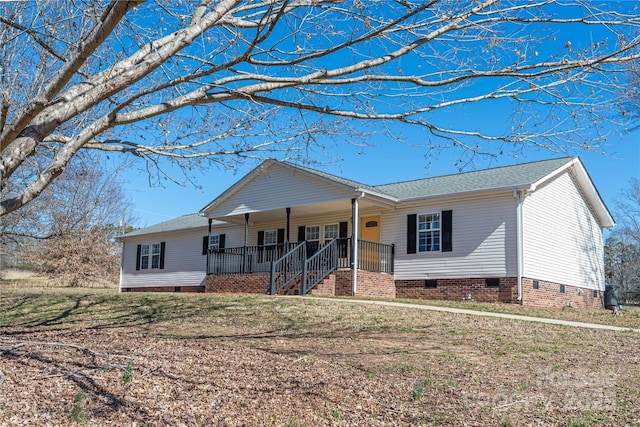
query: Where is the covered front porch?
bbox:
[200,160,398,296]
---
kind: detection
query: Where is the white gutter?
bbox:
[118,239,125,293]
[513,188,527,301]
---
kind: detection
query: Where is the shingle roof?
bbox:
[283,161,381,194]
[373,157,573,200]
[119,213,210,238]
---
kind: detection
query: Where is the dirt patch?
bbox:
[0,291,638,426]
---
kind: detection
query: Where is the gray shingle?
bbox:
[373,157,573,200]
[120,214,210,238]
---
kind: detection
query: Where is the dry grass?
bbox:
[0,288,638,426]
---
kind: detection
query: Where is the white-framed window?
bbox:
[209,234,220,251]
[140,244,150,269]
[324,223,339,242]
[151,243,161,268]
[306,225,320,242]
[418,213,440,252]
[264,230,278,245]
[137,242,164,270]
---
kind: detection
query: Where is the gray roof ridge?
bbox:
[373,156,574,189]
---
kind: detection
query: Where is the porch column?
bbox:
[286,207,291,244]
[351,197,359,295]
[206,218,212,274]
[243,213,249,274]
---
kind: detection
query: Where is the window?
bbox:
[151,243,161,269]
[136,242,165,270]
[533,280,540,290]
[324,224,339,242]
[140,244,150,269]
[209,234,220,250]
[418,213,440,252]
[559,284,565,294]
[593,290,598,298]
[306,225,320,242]
[264,230,277,246]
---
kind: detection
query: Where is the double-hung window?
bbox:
[140,244,150,269]
[306,225,320,243]
[209,234,220,251]
[264,230,278,246]
[151,243,161,268]
[418,213,440,252]
[137,242,165,270]
[324,224,339,242]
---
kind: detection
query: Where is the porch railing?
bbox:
[269,242,306,295]
[208,238,394,287]
[358,239,394,274]
[208,243,292,275]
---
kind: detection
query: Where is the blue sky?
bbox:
[123,124,639,229]
[118,2,639,230]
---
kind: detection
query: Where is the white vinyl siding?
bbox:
[390,195,517,280]
[121,227,233,289]
[522,171,605,290]
[207,163,354,217]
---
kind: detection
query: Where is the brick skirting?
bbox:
[521,278,603,309]
[395,277,518,303]
[205,273,271,294]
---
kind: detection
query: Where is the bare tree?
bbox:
[1,153,132,286]
[1,0,639,217]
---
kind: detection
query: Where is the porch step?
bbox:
[277,278,301,296]
[309,274,336,297]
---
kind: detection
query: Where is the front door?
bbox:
[360,215,380,242]
[360,215,380,271]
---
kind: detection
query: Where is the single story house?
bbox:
[119,156,614,309]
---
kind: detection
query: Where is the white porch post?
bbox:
[243,213,249,274]
[206,218,212,274]
[351,197,359,296]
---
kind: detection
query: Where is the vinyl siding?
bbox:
[389,194,517,280]
[206,163,354,218]
[221,211,354,248]
[121,228,209,289]
[522,171,605,290]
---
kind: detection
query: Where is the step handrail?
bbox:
[269,241,306,295]
[301,238,338,295]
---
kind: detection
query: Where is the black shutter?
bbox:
[219,234,225,249]
[159,242,166,269]
[442,210,452,252]
[277,228,285,244]
[339,221,348,238]
[202,236,209,255]
[298,226,306,242]
[407,214,417,254]
[257,231,265,246]
[135,244,142,270]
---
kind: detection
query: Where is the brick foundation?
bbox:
[121,286,204,293]
[395,277,519,303]
[333,269,395,298]
[521,278,603,309]
[206,273,271,294]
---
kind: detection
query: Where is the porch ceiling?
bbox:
[210,197,389,224]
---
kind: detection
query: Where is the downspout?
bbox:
[286,207,291,245]
[206,218,212,275]
[513,189,525,302]
[351,192,365,296]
